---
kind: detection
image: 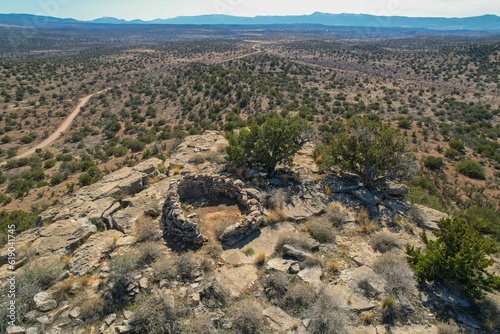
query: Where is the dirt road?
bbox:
[0,89,108,166]
[0,43,262,167]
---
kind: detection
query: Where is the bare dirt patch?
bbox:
[189,203,245,243]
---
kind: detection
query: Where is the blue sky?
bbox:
[0,0,498,20]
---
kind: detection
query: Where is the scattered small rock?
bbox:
[6,326,26,334]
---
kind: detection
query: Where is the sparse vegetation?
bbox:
[369,231,400,253]
[153,251,199,281]
[130,291,176,334]
[307,218,336,243]
[0,22,499,334]
[230,300,263,334]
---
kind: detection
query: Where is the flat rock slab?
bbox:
[414,205,448,230]
[169,131,227,172]
[214,265,258,298]
[263,306,299,332]
[334,285,377,312]
[69,230,124,276]
[266,258,296,272]
[347,266,385,297]
[390,325,439,334]
[232,222,296,257]
[343,240,377,267]
[38,158,163,225]
[292,143,319,177]
[297,265,322,285]
[221,249,255,266]
[30,218,97,255]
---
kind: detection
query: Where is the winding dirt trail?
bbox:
[0,88,109,166]
[0,43,263,167]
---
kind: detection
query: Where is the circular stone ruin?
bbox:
[162,174,263,246]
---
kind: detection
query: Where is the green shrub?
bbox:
[226,113,309,175]
[423,156,444,171]
[121,138,146,152]
[0,210,38,246]
[15,260,65,322]
[455,159,486,180]
[43,159,56,169]
[317,117,413,189]
[406,216,500,300]
[78,166,102,186]
[105,255,139,313]
[449,139,465,153]
[463,206,500,242]
[444,148,461,160]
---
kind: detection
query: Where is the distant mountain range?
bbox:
[1,12,499,32]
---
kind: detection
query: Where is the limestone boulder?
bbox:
[34,292,57,312]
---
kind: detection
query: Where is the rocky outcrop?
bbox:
[39,158,163,225]
[0,158,165,279]
[30,218,97,256]
[162,174,264,246]
[325,175,415,223]
[168,130,228,175]
[412,204,448,230]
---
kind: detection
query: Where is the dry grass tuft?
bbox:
[230,300,263,334]
[356,209,377,234]
[254,251,266,267]
[74,292,105,322]
[436,321,462,334]
[306,218,336,243]
[51,276,87,302]
[369,231,400,253]
[325,259,342,276]
[134,218,161,242]
[325,202,349,227]
[170,163,183,175]
[302,255,323,268]
[265,208,287,225]
[136,241,162,265]
[275,234,316,254]
[153,251,199,281]
[359,311,375,325]
[372,253,414,293]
